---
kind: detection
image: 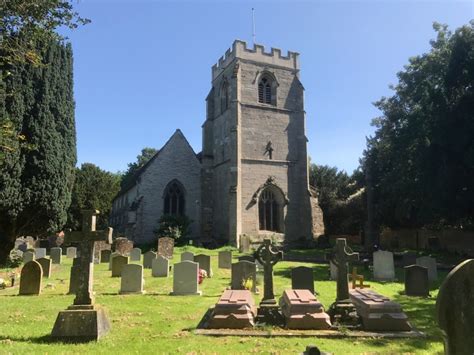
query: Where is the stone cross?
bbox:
[64,210,112,306]
[254,239,282,304]
[332,238,359,301]
[349,267,370,290]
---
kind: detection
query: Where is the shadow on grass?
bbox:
[0,334,53,344]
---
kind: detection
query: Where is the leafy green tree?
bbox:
[121,147,158,189]
[67,163,121,230]
[364,22,474,230]
[0,37,76,265]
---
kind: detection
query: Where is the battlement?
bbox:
[212,40,299,80]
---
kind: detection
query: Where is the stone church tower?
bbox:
[201,40,317,247]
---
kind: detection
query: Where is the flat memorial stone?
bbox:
[350,288,412,331]
[208,290,256,328]
[291,266,315,294]
[152,255,169,277]
[157,237,174,259]
[416,256,437,281]
[373,250,395,281]
[436,259,474,355]
[35,248,47,259]
[37,257,52,278]
[111,255,129,277]
[50,247,62,264]
[19,260,43,295]
[130,248,142,262]
[23,251,35,263]
[218,251,232,269]
[404,265,429,297]
[120,264,144,294]
[66,247,77,259]
[143,251,157,269]
[171,261,201,295]
[194,254,212,277]
[181,251,194,262]
[279,289,331,329]
[231,261,257,293]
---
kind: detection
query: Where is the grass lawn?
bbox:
[0,246,445,354]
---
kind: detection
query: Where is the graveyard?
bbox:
[0,242,450,353]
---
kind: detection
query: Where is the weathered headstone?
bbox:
[23,251,35,263]
[416,256,437,281]
[101,249,111,263]
[50,247,62,264]
[143,251,157,269]
[120,264,144,294]
[240,234,250,253]
[68,258,81,294]
[93,241,109,264]
[218,251,232,269]
[404,265,429,297]
[208,290,256,328]
[66,247,77,259]
[373,250,395,281]
[51,210,112,341]
[291,266,315,294]
[436,259,474,355]
[181,251,194,262]
[231,261,257,293]
[279,289,331,329]
[152,255,169,277]
[401,251,417,267]
[329,260,338,281]
[112,255,129,277]
[350,288,412,331]
[194,254,212,277]
[35,248,47,259]
[37,257,52,278]
[130,248,142,262]
[170,260,201,295]
[19,260,42,295]
[157,237,174,259]
[108,252,120,270]
[114,237,133,255]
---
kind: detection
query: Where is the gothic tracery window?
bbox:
[258,188,283,232]
[258,77,273,104]
[163,181,185,216]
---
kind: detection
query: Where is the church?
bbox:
[109,40,324,248]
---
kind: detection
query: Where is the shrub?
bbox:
[154,214,192,246]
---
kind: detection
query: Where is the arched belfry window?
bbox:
[163,181,185,216]
[220,80,229,113]
[258,74,276,105]
[258,188,284,232]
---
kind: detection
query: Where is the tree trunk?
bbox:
[0,230,15,266]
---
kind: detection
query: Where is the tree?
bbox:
[120,147,158,189]
[364,22,474,230]
[0,37,76,265]
[67,163,121,230]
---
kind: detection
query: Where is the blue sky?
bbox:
[67,0,473,174]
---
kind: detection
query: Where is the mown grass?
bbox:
[0,246,445,354]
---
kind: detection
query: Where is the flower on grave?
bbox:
[198,269,207,284]
[241,277,254,291]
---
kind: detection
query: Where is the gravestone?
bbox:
[329,260,338,281]
[93,241,110,264]
[143,251,157,269]
[120,264,144,294]
[152,255,169,277]
[218,251,232,269]
[240,234,250,253]
[291,266,315,294]
[404,265,429,297]
[108,252,120,270]
[130,248,142,262]
[35,248,47,259]
[181,251,194,262]
[170,260,201,295]
[19,260,43,295]
[428,236,440,250]
[157,237,174,259]
[373,250,395,281]
[68,258,81,294]
[23,251,35,263]
[114,237,133,255]
[350,288,412,331]
[37,257,52,278]
[231,261,257,293]
[208,290,256,328]
[194,254,212,277]
[66,247,77,259]
[416,256,438,281]
[254,239,283,325]
[101,250,111,263]
[436,259,474,355]
[50,247,62,264]
[401,251,417,267]
[51,210,112,341]
[112,255,129,277]
[279,289,331,329]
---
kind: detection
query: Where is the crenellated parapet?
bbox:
[212,40,299,80]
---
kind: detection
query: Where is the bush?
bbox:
[154,214,192,246]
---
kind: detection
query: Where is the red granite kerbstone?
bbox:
[208,290,256,329]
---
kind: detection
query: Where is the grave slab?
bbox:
[208,290,256,329]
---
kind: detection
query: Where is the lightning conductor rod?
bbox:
[252,7,256,46]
